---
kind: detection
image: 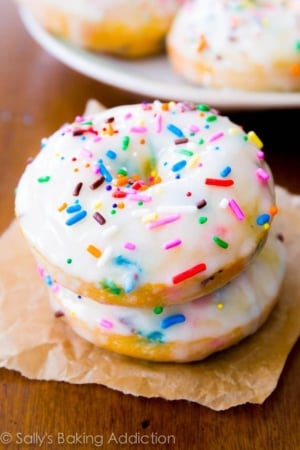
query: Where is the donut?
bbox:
[15,100,277,308]
[166,0,300,91]
[17,0,184,58]
[46,231,286,362]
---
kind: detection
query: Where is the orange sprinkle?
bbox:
[114,175,129,186]
[140,138,146,145]
[86,244,102,258]
[290,63,300,76]
[58,202,67,212]
[197,34,208,52]
[270,205,278,216]
[117,202,125,209]
[161,103,169,111]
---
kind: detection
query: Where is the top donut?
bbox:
[17,0,184,57]
[15,101,277,307]
[167,0,300,91]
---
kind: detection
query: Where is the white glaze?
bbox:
[167,0,300,90]
[15,101,275,301]
[48,232,286,343]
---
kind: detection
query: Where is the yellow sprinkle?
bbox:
[263,223,270,230]
[71,311,76,318]
[187,154,200,168]
[248,131,263,149]
[93,202,102,210]
[142,212,158,223]
[217,303,224,310]
[57,202,67,212]
[87,244,102,258]
[228,127,239,135]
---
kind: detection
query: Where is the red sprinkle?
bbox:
[172,263,207,284]
[205,178,234,187]
[73,182,83,196]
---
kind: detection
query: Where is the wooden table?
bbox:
[1,2,299,449]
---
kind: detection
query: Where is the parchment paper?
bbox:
[0,185,299,410]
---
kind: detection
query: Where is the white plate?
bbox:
[21,7,300,111]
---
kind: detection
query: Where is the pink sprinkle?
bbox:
[51,283,60,293]
[228,199,245,221]
[155,114,162,133]
[127,194,152,202]
[80,148,94,158]
[130,126,148,133]
[37,265,45,277]
[93,136,102,143]
[124,112,132,120]
[256,167,270,182]
[124,242,136,250]
[147,213,181,229]
[190,124,200,133]
[256,150,265,160]
[75,115,84,123]
[99,319,113,329]
[208,131,224,143]
[163,239,182,250]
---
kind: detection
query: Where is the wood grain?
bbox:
[0,2,299,449]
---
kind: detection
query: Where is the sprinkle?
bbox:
[197,104,210,111]
[167,123,184,138]
[190,124,200,133]
[147,213,180,229]
[256,213,270,226]
[72,182,83,196]
[270,205,278,216]
[66,258,72,264]
[220,166,231,177]
[171,160,187,172]
[248,131,263,149]
[147,331,164,343]
[175,137,189,145]
[80,148,94,158]
[161,314,186,329]
[256,150,264,160]
[196,199,207,209]
[154,113,162,133]
[217,303,224,310]
[112,189,126,198]
[127,194,152,203]
[66,203,82,213]
[54,310,65,318]
[37,176,50,183]
[57,202,67,212]
[106,149,117,160]
[178,149,194,157]
[205,178,234,187]
[124,242,136,250]
[97,159,113,182]
[123,274,138,293]
[65,210,87,226]
[208,131,224,143]
[206,115,217,122]
[153,306,164,315]
[213,236,229,249]
[163,239,182,250]
[172,263,206,284]
[256,167,270,182]
[90,176,105,190]
[228,199,245,221]
[122,136,130,150]
[130,126,148,133]
[87,244,102,258]
[198,216,208,224]
[99,319,113,329]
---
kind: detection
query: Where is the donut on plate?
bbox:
[17,0,184,58]
[15,100,277,308]
[167,0,300,91]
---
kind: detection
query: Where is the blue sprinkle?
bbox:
[161,314,186,329]
[123,274,138,293]
[256,213,270,226]
[114,255,134,266]
[44,274,53,286]
[106,149,117,160]
[98,159,113,182]
[66,210,87,226]
[167,123,184,138]
[147,331,164,343]
[171,160,187,172]
[220,166,232,177]
[66,203,82,213]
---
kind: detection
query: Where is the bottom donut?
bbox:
[45,232,285,363]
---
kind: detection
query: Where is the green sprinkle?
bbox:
[295,40,300,52]
[178,149,194,157]
[81,120,93,125]
[243,135,248,141]
[66,258,72,264]
[198,216,208,224]
[110,209,117,215]
[153,306,164,315]
[37,176,50,183]
[137,201,143,206]
[122,136,130,150]
[213,236,229,249]
[101,280,122,295]
[117,167,128,176]
[197,104,210,111]
[198,138,205,145]
[206,115,217,122]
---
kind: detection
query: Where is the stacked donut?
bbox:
[15,101,286,362]
[16,0,185,58]
[167,0,300,91]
